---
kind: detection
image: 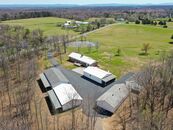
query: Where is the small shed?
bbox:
[125,72,144,94]
[83,67,116,86]
[69,52,97,67]
[96,83,129,114]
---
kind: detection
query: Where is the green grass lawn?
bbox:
[2,17,173,77]
[167,22,173,29]
[1,17,78,36]
[65,24,173,77]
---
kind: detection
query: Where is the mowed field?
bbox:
[1,17,78,36]
[66,24,173,77]
[167,22,173,29]
[1,17,173,77]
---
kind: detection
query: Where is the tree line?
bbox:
[0,6,173,21]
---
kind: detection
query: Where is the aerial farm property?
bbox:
[38,52,142,116]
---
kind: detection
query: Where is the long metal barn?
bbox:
[39,67,83,112]
[83,66,116,86]
[68,52,97,67]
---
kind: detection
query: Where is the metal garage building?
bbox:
[83,66,116,86]
[39,67,83,112]
[96,83,129,114]
[68,52,97,67]
[39,67,69,90]
[48,83,83,112]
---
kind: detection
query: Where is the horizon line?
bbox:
[0,3,173,6]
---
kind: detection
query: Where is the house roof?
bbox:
[84,66,115,79]
[96,83,129,112]
[69,52,96,65]
[44,67,69,87]
[53,83,83,105]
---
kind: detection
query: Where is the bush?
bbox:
[171,34,173,39]
[115,48,121,56]
[135,20,140,24]
[159,21,167,25]
[141,43,151,55]
[168,18,172,22]
[142,18,151,24]
[56,23,62,27]
[163,25,168,28]
[153,21,157,26]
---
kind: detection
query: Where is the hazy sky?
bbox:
[0,0,172,5]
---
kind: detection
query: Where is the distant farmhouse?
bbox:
[63,20,89,28]
[75,21,89,25]
[39,67,83,112]
[69,52,97,67]
[83,66,116,86]
[116,18,125,21]
[63,20,77,29]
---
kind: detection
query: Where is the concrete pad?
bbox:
[72,67,85,75]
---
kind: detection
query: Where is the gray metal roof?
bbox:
[47,90,62,109]
[96,83,129,113]
[102,75,116,83]
[39,73,51,88]
[44,67,69,87]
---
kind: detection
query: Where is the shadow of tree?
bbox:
[138,52,149,56]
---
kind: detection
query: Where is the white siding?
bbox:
[97,100,114,113]
[84,71,102,84]
[62,99,82,111]
[69,52,96,66]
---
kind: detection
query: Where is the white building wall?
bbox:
[84,71,102,84]
[97,100,114,113]
[62,99,82,111]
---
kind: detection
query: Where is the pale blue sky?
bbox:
[0,0,172,5]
